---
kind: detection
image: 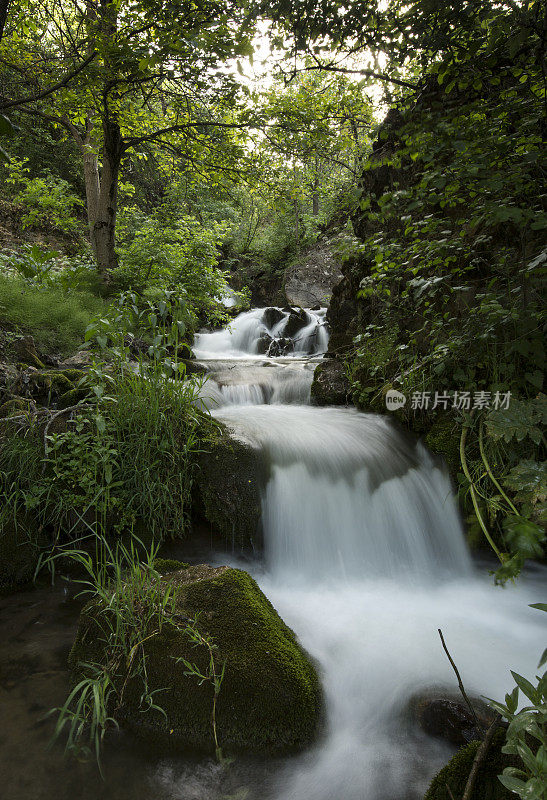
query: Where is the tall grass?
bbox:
[44,537,179,773]
[0,273,104,354]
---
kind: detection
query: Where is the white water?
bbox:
[192,308,546,800]
[193,306,328,359]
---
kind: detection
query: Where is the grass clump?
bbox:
[0,273,104,355]
[69,561,324,758]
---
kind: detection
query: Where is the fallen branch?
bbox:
[438,629,484,736]
[462,714,502,800]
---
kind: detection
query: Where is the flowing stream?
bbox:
[1,307,545,800]
[193,307,546,800]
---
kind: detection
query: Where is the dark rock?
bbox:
[267,337,293,357]
[409,689,496,746]
[69,564,324,754]
[194,424,268,550]
[180,358,207,377]
[255,333,273,355]
[311,359,350,406]
[262,307,284,330]
[283,308,309,339]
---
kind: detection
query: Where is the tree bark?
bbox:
[312,157,320,216]
[90,117,123,277]
[0,0,11,44]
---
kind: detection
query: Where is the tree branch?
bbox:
[0,50,96,111]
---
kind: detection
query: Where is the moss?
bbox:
[154,558,189,574]
[424,729,517,800]
[0,396,34,418]
[69,565,323,754]
[425,414,461,477]
[195,424,268,550]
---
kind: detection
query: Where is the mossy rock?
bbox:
[424,728,518,800]
[0,396,36,418]
[194,424,268,550]
[154,558,190,573]
[69,565,324,754]
[311,359,350,406]
[424,414,461,477]
[0,513,41,593]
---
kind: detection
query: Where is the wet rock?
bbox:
[262,307,284,330]
[311,359,350,406]
[69,564,324,754]
[255,333,273,355]
[424,728,518,800]
[267,337,293,357]
[283,308,309,339]
[409,689,496,746]
[194,423,267,550]
[180,358,207,376]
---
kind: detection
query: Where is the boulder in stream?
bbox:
[311,358,350,406]
[194,422,267,550]
[408,688,496,746]
[68,563,324,754]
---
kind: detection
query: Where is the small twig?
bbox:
[438,629,485,736]
[462,714,501,800]
[445,783,457,800]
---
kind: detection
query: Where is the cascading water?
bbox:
[192,308,546,800]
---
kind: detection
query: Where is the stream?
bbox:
[1,306,545,800]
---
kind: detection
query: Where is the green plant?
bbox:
[486,604,547,800]
[5,157,83,234]
[0,273,105,354]
[43,537,223,773]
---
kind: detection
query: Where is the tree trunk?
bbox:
[312,157,320,216]
[90,118,123,277]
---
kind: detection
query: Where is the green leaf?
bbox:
[510,671,538,704]
[503,516,545,559]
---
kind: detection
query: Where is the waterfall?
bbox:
[193,306,328,359]
[216,405,471,581]
[191,307,545,800]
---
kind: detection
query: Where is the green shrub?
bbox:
[4,157,84,235]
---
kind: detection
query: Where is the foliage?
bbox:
[486,604,547,800]
[4,157,83,234]
[43,537,223,772]
[0,272,104,354]
[345,3,546,581]
[114,204,231,322]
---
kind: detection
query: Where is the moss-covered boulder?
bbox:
[424,728,519,800]
[194,424,267,550]
[69,564,323,754]
[311,359,350,406]
[0,513,40,593]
